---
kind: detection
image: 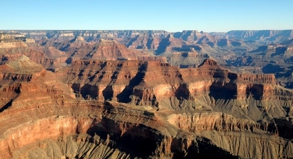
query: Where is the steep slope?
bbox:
[3,31,293,158]
[0,55,74,111]
[0,34,68,70]
[13,30,293,69]
[1,58,293,158]
[155,34,185,55]
[56,59,293,158]
[0,57,244,159]
[42,38,163,62]
[166,50,209,68]
[86,39,149,60]
[126,33,161,50]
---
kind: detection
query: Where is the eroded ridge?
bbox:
[1,57,293,159]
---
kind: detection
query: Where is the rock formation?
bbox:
[12,30,293,77]
[1,57,290,158]
[226,30,293,42]
[166,50,209,68]
[0,33,67,71]
[2,30,293,158]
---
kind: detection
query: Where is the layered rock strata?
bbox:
[1,57,293,158]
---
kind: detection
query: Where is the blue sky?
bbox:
[0,0,292,32]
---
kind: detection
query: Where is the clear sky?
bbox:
[0,0,292,32]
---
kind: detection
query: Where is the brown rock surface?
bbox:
[41,38,165,62]
[88,39,149,60]
[1,56,293,158]
[15,30,293,79]
[0,36,68,71]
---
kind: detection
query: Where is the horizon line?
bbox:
[1,29,293,34]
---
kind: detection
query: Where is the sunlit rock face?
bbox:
[1,55,293,159]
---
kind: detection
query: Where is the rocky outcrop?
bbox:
[0,56,243,158]
[155,34,185,55]
[2,55,293,158]
[250,44,293,57]
[42,38,155,62]
[88,39,150,60]
[11,30,293,76]
[8,30,293,55]
[0,37,69,71]
[0,41,27,49]
[166,51,209,68]
[0,97,244,159]
[126,33,161,50]
[58,58,293,112]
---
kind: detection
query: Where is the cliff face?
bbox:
[1,55,293,158]
[59,59,284,104]
[56,58,293,158]
[88,39,150,60]
[11,30,293,83]
[41,38,167,64]
[0,56,240,158]
[165,51,209,68]
[17,30,293,46]
[226,30,293,42]
[0,34,70,71]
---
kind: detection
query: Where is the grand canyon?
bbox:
[1,30,293,159]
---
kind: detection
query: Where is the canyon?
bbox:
[0,30,293,159]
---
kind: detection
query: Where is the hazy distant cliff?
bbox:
[8,30,293,43]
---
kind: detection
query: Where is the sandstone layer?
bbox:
[0,56,293,158]
[2,30,293,158]
[8,30,293,88]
